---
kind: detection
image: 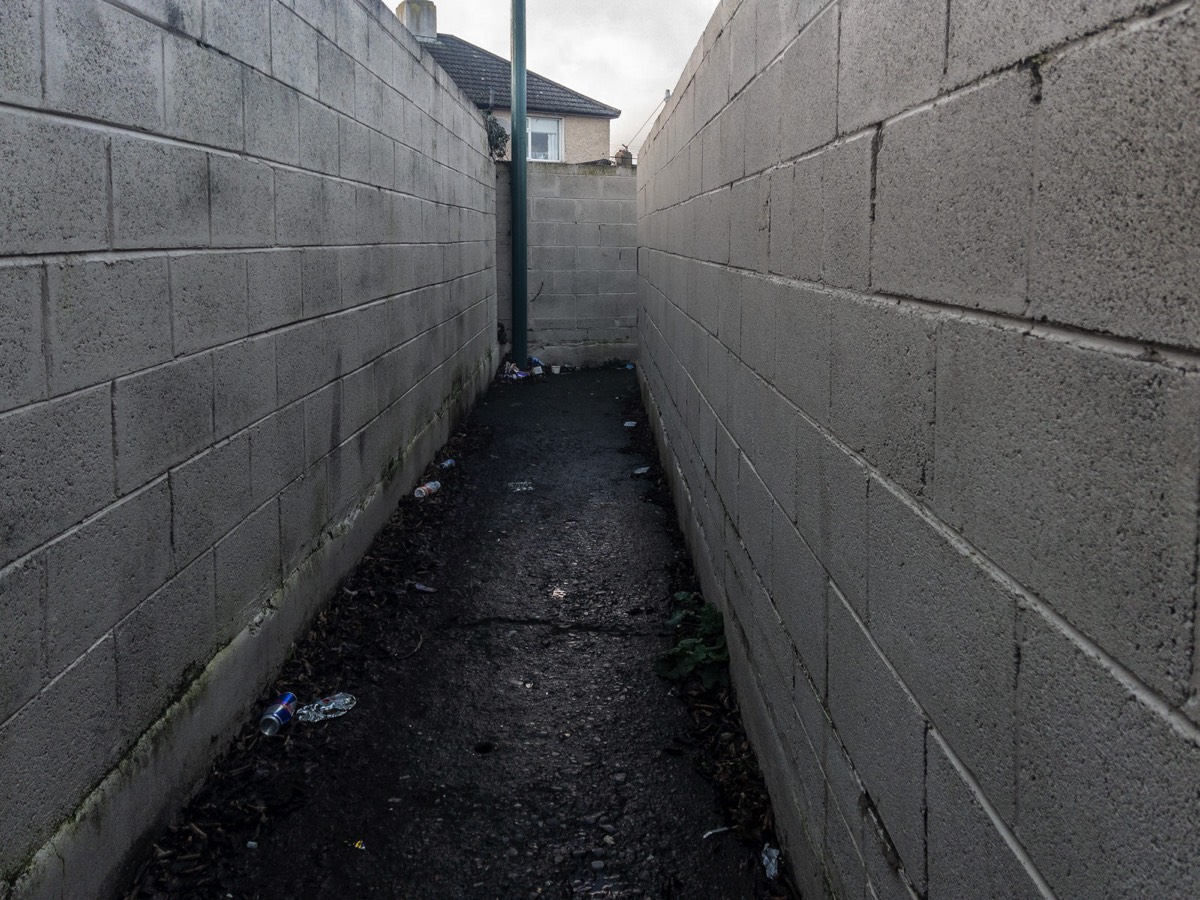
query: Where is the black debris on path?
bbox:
[127,367,795,899]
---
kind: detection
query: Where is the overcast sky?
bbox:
[430,0,719,157]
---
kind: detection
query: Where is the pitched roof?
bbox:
[423,34,621,119]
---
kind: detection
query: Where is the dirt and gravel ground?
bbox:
[126,367,797,899]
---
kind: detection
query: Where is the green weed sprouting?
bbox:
[654,591,730,690]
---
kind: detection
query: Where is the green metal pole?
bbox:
[510,0,528,368]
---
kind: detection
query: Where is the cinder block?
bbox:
[205,0,271,71]
[933,320,1200,700]
[0,266,47,413]
[948,0,1143,85]
[927,732,1043,900]
[864,798,922,900]
[870,480,1017,816]
[339,115,371,183]
[718,95,747,186]
[112,136,210,250]
[280,458,331,569]
[0,638,118,880]
[0,0,40,105]
[768,157,822,282]
[736,274,777,381]
[249,404,306,504]
[44,479,172,672]
[271,3,319,95]
[293,0,337,41]
[0,111,109,255]
[215,501,281,642]
[274,170,324,246]
[113,355,213,492]
[838,0,945,132]
[745,59,783,177]
[323,178,360,247]
[299,95,340,176]
[46,257,172,395]
[1017,607,1200,897]
[355,65,387,133]
[303,247,343,315]
[214,335,277,440]
[210,155,275,248]
[171,253,250,355]
[318,36,356,114]
[820,133,873,291]
[170,433,253,566]
[370,130,396,189]
[771,515,826,695]
[728,175,771,274]
[304,382,342,466]
[0,557,45,721]
[276,318,337,404]
[164,35,244,151]
[874,72,1034,315]
[1,387,114,569]
[824,729,869,900]
[828,590,927,889]
[727,2,758,96]
[756,0,826,69]
[778,4,838,161]
[114,552,215,736]
[336,2,370,72]
[45,0,163,131]
[829,298,936,498]
[117,0,203,35]
[247,250,304,332]
[244,69,300,165]
[773,283,831,424]
[794,429,870,615]
[1030,9,1200,349]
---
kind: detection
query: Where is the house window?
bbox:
[493,115,564,162]
[528,117,562,162]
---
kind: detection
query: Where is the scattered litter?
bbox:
[501,362,530,380]
[349,840,366,851]
[439,459,456,469]
[551,588,567,599]
[295,692,357,723]
[414,480,441,499]
[387,798,403,804]
[633,467,651,476]
[412,582,438,594]
[625,363,635,369]
[258,692,297,736]
[702,826,732,839]
[531,357,545,367]
[761,845,781,880]
[551,365,561,375]
[531,365,544,376]
[508,481,534,493]
[246,841,258,850]
[624,421,637,428]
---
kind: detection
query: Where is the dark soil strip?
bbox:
[125,367,798,899]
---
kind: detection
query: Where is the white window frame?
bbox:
[492,114,565,162]
[527,116,564,162]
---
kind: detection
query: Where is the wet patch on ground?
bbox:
[126,368,798,899]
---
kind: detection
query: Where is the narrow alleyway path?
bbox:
[131,368,777,899]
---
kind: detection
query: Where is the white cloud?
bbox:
[428,0,719,158]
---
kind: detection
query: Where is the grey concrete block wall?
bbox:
[637,0,1200,896]
[496,162,638,365]
[0,1,498,896]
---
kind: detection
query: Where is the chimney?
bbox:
[396,1,438,42]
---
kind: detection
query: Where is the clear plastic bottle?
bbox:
[414,480,441,499]
[259,692,297,736]
[296,692,357,723]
